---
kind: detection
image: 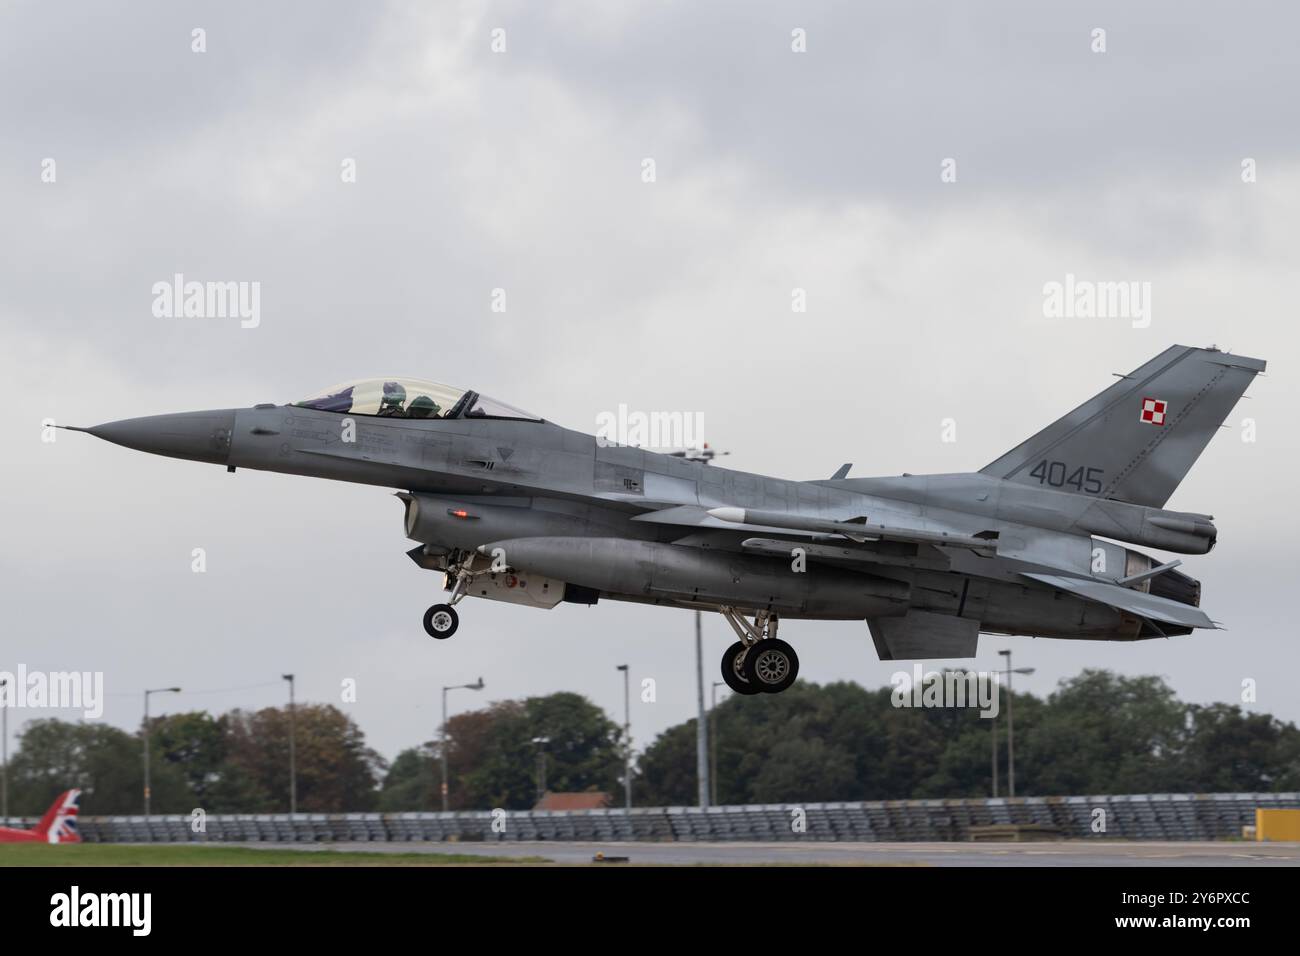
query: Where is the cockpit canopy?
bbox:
[294,378,538,421]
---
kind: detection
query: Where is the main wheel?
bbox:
[740,638,799,694]
[720,641,762,695]
[423,604,459,639]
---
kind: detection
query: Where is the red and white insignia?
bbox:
[1139,397,1167,426]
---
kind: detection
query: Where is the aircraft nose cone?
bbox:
[89,410,236,465]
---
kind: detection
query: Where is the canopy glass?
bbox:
[294,378,538,421]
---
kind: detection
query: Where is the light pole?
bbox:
[282,674,296,815]
[142,686,181,817]
[440,677,484,811]
[616,664,631,809]
[531,735,550,802]
[695,609,709,807]
[1,676,8,825]
[672,444,727,809]
[711,681,725,806]
[993,652,1034,798]
[991,695,998,798]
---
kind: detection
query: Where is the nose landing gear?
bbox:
[422,550,483,640]
[717,606,799,695]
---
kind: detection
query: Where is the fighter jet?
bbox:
[68,345,1264,696]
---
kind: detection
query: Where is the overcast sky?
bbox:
[3,1,1298,776]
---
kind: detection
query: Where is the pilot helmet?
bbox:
[380,381,407,410]
[408,395,441,419]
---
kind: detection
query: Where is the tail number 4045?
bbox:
[1029,460,1104,493]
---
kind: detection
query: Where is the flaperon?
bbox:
[69,344,1265,697]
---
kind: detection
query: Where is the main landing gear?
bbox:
[718,606,799,695]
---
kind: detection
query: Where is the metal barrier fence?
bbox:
[42,792,1300,843]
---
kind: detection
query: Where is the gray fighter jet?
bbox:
[69,344,1264,695]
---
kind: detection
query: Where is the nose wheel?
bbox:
[423,604,459,639]
[717,607,800,694]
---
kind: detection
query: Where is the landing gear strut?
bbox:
[717,606,800,695]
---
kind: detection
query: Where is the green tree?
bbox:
[634,719,697,806]
[1174,703,1300,792]
[444,692,624,810]
[1021,670,1186,795]
[222,704,386,812]
[146,711,232,812]
[639,682,909,805]
[378,745,438,811]
[6,718,186,815]
[636,669,1300,804]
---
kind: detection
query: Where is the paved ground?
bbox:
[237,839,1300,866]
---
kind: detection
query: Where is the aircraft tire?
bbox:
[740,638,799,694]
[720,641,762,696]
[423,603,459,639]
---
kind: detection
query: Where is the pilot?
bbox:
[407,395,441,419]
[377,381,407,417]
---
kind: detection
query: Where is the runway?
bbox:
[237,839,1300,866]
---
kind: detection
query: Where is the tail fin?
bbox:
[33,789,82,844]
[980,345,1265,508]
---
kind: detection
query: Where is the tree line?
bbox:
[4,670,1297,816]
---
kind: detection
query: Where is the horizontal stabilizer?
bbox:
[868,611,980,660]
[1021,572,1215,628]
